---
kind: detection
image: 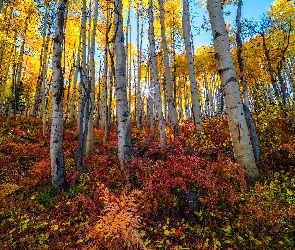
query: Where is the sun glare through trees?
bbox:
[0,0,294,249]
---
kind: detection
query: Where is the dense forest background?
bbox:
[0,0,295,249]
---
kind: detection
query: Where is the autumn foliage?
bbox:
[0,108,294,249]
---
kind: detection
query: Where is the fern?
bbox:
[90,182,148,249]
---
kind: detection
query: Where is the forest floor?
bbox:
[0,107,295,249]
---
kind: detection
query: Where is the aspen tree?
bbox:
[100,0,110,134]
[236,0,260,167]
[136,2,143,128]
[182,0,202,131]
[158,0,179,136]
[50,0,68,194]
[148,0,167,151]
[33,3,49,118]
[69,43,80,123]
[114,0,134,168]
[207,0,259,185]
[86,0,98,155]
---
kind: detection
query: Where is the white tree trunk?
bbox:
[114,0,134,168]
[158,0,179,136]
[100,1,110,133]
[136,3,143,128]
[86,0,98,155]
[69,43,80,123]
[182,0,202,131]
[50,0,68,194]
[207,0,259,184]
[148,0,167,151]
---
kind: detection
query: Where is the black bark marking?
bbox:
[214,31,221,40]
[215,53,220,60]
[225,77,237,85]
[218,67,231,75]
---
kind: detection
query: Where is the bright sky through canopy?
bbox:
[193,0,275,48]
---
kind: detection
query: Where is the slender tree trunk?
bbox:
[0,45,13,112]
[136,3,143,128]
[158,0,179,137]
[260,33,281,102]
[100,1,110,132]
[148,62,155,135]
[33,5,49,117]
[114,0,134,168]
[41,41,49,137]
[148,0,167,151]
[236,0,260,167]
[182,0,202,131]
[69,45,80,122]
[77,0,87,132]
[86,0,98,155]
[207,0,259,185]
[50,0,68,194]
[126,1,130,109]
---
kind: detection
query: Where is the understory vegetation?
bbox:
[0,106,295,249]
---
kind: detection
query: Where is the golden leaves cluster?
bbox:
[90,182,148,249]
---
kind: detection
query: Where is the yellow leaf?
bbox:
[52,225,58,231]
[164,229,170,236]
[0,183,20,198]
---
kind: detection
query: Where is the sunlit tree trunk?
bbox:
[184,78,191,120]
[114,0,134,168]
[100,1,110,133]
[207,0,259,185]
[125,1,131,111]
[0,45,13,112]
[236,0,260,167]
[50,0,68,194]
[86,0,98,155]
[76,0,90,171]
[33,4,49,118]
[41,38,49,136]
[148,0,167,151]
[69,45,80,123]
[182,0,202,131]
[77,0,87,131]
[146,61,155,135]
[136,3,143,128]
[158,0,179,137]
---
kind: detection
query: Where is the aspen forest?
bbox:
[1,0,295,248]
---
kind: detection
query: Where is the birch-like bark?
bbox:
[100,1,110,132]
[41,39,49,136]
[50,0,68,194]
[69,45,80,122]
[136,3,143,128]
[182,0,202,131]
[86,0,98,155]
[148,0,167,151]
[158,0,179,136]
[207,0,259,185]
[114,0,134,168]
[77,0,87,131]
[236,0,260,167]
